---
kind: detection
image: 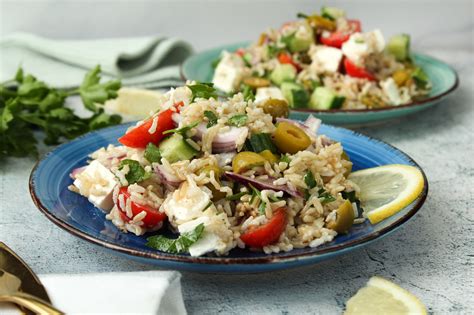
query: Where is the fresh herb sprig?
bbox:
[187,82,218,102]
[0,66,121,159]
[146,223,205,254]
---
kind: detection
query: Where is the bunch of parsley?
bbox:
[0,66,122,159]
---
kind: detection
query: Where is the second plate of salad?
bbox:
[182,7,458,125]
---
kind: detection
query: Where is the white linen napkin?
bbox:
[0,271,187,315]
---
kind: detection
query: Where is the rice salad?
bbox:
[70,83,363,257]
[212,7,431,110]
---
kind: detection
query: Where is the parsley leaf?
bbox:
[304,170,317,189]
[187,82,218,102]
[146,223,205,254]
[78,65,121,113]
[163,120,200,136]
[144,143,162,163]
[280,155,291,164]
[318,187,336,204]
[226,191,248,201]
[119,159,150,184]
[280,32,296,48]
[242,84,255,102]
[227,114,248,127]
[204,110,218,128]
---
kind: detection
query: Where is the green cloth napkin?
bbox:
[0,32,194,89]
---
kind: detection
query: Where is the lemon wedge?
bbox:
[348,164,424,224]
[345,276,427,315]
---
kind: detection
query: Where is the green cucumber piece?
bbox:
[387,34,410,61]
[321,7,345,20]
[309,87,345,110]
[158,134,198,163]
[411,67,430,89]
[287,24,314,52]
[270,64,297,86]
[280,82,309,108]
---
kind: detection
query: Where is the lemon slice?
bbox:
[348,164,424,224]
[345,276,427,315]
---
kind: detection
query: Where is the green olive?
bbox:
[307,15,336,31]
[260,99,290,119]
[259,150,279,164]
[327,199,355,233]
[273,122,311,154]
[199,165,223,178]
[243,77,271,89]
[232,152,267,173]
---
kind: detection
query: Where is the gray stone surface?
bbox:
[1,1,473,313]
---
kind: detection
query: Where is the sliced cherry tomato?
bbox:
[117,187,166,228]
[319,19,362,48]
[343,58,376,81]
[118,102,183,148]
[235,48,246,57]
[240,208,288,248]
[278,53,302,72]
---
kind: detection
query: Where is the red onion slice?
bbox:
[194,123,248,153]
[154,164,182,187]
[225,172,302,198]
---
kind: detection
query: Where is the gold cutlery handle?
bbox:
[0,292,63,315]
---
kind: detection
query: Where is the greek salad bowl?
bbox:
[182,7,458,125]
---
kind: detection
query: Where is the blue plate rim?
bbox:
[29,123,428,266]
[181,40,459,114]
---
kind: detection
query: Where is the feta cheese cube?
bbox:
[162,181,211,222]
[310,46,343,73]
[73,160,117,211]
[342,29,386,66]
[177,216,220,257]
[380,78,402,106]
[255,87,285,103]
[212,51,246,93]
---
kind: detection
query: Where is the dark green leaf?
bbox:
[226,191,247,201]
[78,65,121,113]
[163,120,200,136]
[297,12,309,18]
[88,111,122,130]
[241,84,255,102]
[187,82,218,102]
[204,110,218,128]
[144,143,162,163]
[318,187,336,204]
[146,223,205,254]
[304,171,317,189]
[119,159,150,184]
[227,114,248,127]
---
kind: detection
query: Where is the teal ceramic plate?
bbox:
[182,41,458,126]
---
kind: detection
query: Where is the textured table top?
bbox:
[1,1,473,313]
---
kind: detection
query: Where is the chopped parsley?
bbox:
[241,84,255,102]
[163,120,200,137]
[204,110,218,128]
[304,170,317,189]
[226,191,248,201]
[227,114,248,127]
[187,82,218,102]
[119,159,150,184]
[146,223,205,254]
[318,188,336,204]
[144,143,162,163]
[280,155,291,164]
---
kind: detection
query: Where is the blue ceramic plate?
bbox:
[30,123,428,273]
[182,41,458,125]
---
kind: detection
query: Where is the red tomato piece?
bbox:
[240,208,288,248]
[343,58,376,81]
[320,19,362,48]
[278,53,302,72]
[118,102,183,148]
[117,187,166,228]
[235,48,246,57]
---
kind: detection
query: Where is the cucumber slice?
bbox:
[309,87,346,110]
[281,82,309,108]
[270,64,297,86]
[158,134,198,163]
[411,67,430,89]
[387,34,410,61]
[321,7,346,20]
[286,24,314,53]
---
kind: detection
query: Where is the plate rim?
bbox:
[181,41,459,114]
[29,123,428,267]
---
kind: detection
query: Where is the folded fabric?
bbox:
[0,271,187,315]
[0,32,193,89]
